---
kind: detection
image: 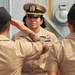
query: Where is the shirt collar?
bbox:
[65,32,75,39]
[0,35,9,41]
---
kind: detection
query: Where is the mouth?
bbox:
[30,23,36,25]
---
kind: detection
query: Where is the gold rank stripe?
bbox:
[26,12,43,15]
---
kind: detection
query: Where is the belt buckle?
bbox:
[30,71,36,75]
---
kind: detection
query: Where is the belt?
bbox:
[22,70,48,74]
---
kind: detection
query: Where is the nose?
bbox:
[30,17,36,21]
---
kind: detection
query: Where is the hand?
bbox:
[10,19,31,33]
[41,40,49,54]
[10,19,25,30]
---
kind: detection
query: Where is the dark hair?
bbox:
[68,18,75,31]
[67,4,75,31]
[22,15,46,28]
[0,22,9,33]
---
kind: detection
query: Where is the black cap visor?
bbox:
[26,14,42,18]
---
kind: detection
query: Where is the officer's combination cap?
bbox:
[68,4,75,20]
[23,2,46,17]
[0,7,11,24]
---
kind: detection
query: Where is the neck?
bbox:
[31,27,40,33]
[0,31,8,36]
[0,26,10,36]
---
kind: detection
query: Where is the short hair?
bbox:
[0,22,10,33]
[67,4,75,31]
[0,7,11,33]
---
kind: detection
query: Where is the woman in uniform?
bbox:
[12,2,58,75]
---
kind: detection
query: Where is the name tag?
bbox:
[40,36,51,42]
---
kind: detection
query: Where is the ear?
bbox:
[8,24,10,31]
[7,22,10,33]
[66,21,74,32]
[66,21,70,27]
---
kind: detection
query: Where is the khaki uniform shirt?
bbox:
[12,27,58,74]
[45,32,75,75]
[0,35,43,75]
